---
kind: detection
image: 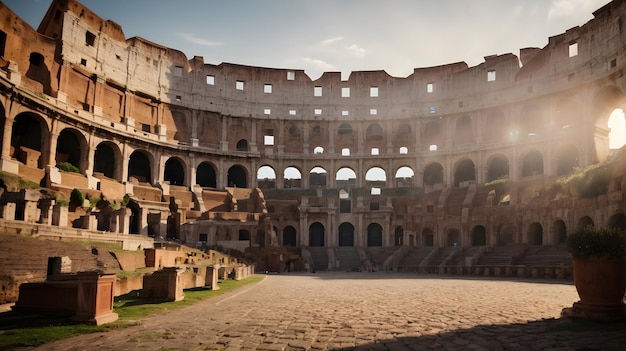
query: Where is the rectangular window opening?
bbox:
[371,148,379,155]
[370,108,377,115]
[264,131,274,146]
[264,109,271,115]
[342,87,350,97]
[427,82,434,93]
[314,108,322,115]
[176,95,181,102]
[85,31,96,46]
[264,84,272,93]
[487,70,496,82]
[370,86,378,97]
[236,80,244,90]
[206,75,215,85]
[174,65,183,77]
[569,42,578,57]
[314,86,322,97]
[287,71,295,80]
[342,148,350,156]
[289,110,297,115]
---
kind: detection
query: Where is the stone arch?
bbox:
[471,225,487,246]
[575,216,594,232]
[336,167,357,187]
[486,154,509,182]
[394,123,412,149]
[56,128,88,173]
[196,161,217,188]
[164,157,186,186]
[94,141,122,180]
[608,212,626,230]
[552,220,567,244]
[26,51,52,95]
[236,139,249,151]
[497,223,515,245]
[283,225,297,246]
[528,222,543,245]
[519,104,544,137]
[591,85,626,162]
[365,166,386,187]
[555,144,579,176]
[309,222,325,247]
[128,150,154,184]
[453,158,476,187]
[395,166,414,187]
[521,149,544,177]
[485,109,506,143]
[367,223,383,247]
[309,166,327,187]
[12,112,47,168]
[423,121,441,150]
[257,165,276,189]
[422,228,434,246]
[454,114,472,145]
[423,162,444,187]
[553,97,583,130]
[283,166,302,188]
[228,165,248,188]
[446,228,460,246]
[365,123,384,141]
[394,226,404,246]
[338,222,355,246]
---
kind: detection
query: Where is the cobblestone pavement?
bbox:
[20,273,626,350]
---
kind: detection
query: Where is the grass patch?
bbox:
[0,275,264,349]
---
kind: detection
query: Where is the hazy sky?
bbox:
[4,0,611,80]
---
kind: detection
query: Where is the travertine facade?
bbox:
[1,0,626,271]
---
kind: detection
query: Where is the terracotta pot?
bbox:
[573,256,626,307]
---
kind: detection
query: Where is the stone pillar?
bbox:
[117,208,131,234]
[2,202,15,220]
[24,201,40,224]
[72,272,119,325]
[38,198,55,225]
[165,267,185,302]
[140,207,148,235]
[206,266,219,290]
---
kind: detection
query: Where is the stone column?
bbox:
[206,266,219,290]
[117,207,131,234]
[0,115,18,174]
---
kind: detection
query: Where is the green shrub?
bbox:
[70,188,84,207]
[56,162,80,173]
[566,226,626,260]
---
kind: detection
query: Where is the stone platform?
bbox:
[19,273,626,350]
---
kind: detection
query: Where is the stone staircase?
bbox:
[366,246,398,267]
[428,247,459,266]
[308,246,328,272]
[444,187,468,217]
[336,247,362,271]
[515,245,572,266]
[477,243,528,266]
[397,246,435,268]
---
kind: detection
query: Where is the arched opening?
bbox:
[196,162,217,188]
[365,123,384,141]
[528,222,543,245]
[283,226,297,246]
[227,165,247,188]
[395,166,414,187]
[575,216,594,232]
[520,105,544,137]
[394,226,403,246]
[283,166,302,188]
[471,225,487,246]
[486,155,509,182]
[422,228,434,246]
[127,200,141,234]
[257,165,276,189]
[128,150,152,184]
[164,158,185,186]
[309,166,327,187]
[56,129,85,172]
[336,167,356,187]
[423,163,444,187]
[555,144,579,176]
[365,167,386,187]
[94,142,120,180]
[313,146,324,154]
[338,222,355,246]
[423,121,441,151]
[552,220,567,244]
[239,229,250,241]
[608,108,626,150]
[367,223,383,247]
[454,115,472,145]
[497,223,515,245]
[485,109,506,143]
[447,229,460,246]
[12,113,44,168]
[236,139,248,151]
[608,212,626,230]
[521,149,544,177]
[454,159,476,187]
[309,222,325,247]
[26,52,52,95]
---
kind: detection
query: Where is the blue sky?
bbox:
[4,0,611,80]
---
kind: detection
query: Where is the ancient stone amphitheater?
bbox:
[1,0,626,280]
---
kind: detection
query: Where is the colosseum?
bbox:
[1,0,626,276]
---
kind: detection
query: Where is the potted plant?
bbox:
[563,226,626,320]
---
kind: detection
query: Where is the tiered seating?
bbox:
[444,187,468,217]
[397,247,435,268]
[366,246,398,267]
[476,243,528,266]
[336,247,361,271]
[516,245,572,266]
[308,247,328,272]
[427,247,459,266]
